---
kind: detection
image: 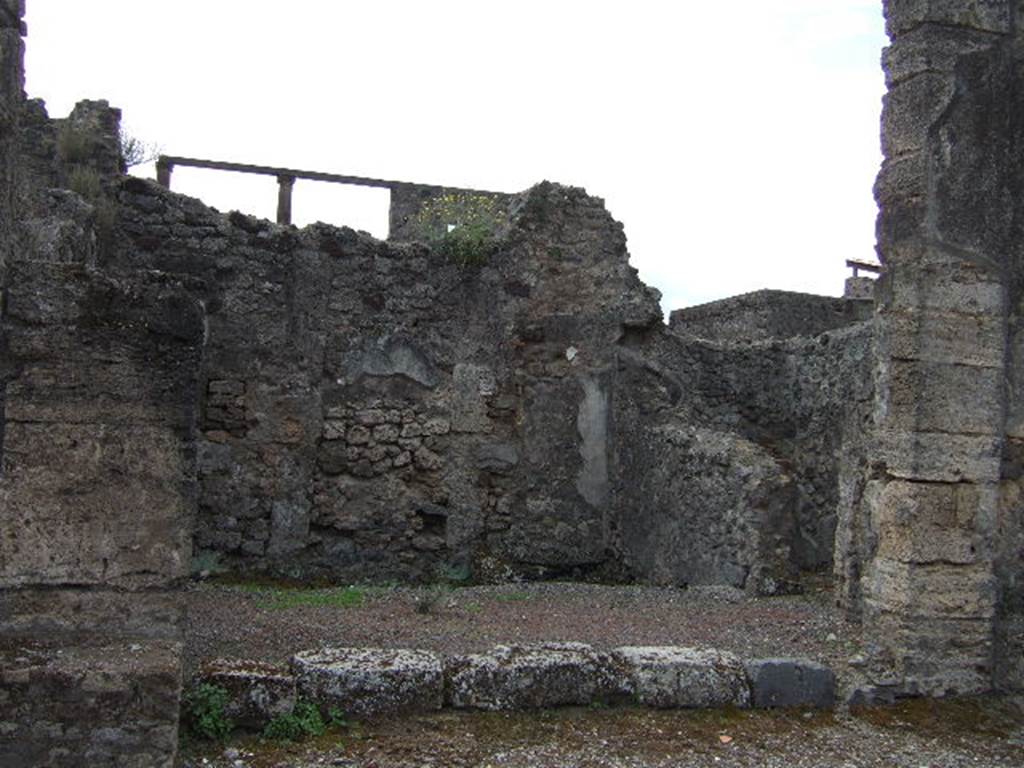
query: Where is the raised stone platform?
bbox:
[198,643,838,730]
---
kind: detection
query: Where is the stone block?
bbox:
[613,646,751,709]
[0,640,182,768]
[475,441,519,473]
[843,277,876,300]
[883,27,996,85]
[292,647,443,717]
[881,310,1005,368]
[0,422,191,588]
[0,589,182,640]
[881,73,955,157]
[445,643,625,710]
[869,479,997,565]
[201,659,295,729]
[745,659,836,709]
[875,429,1002,483]
[885,0,1012,36]
[884,261,1005,315]
[879,359,1003,435]
[862,611,995,696]
[864,558,997,619]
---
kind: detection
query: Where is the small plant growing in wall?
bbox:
[58,124,121,249]
[56,124,93,165]
[118,126,159,169]
[413,191,507,267]
[263,699,326,741]
[184,683,234,741]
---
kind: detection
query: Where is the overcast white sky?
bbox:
[24,1,887,310]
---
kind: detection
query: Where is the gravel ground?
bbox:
[182,578,1024,768]
[184,577,862,683]
[180,697,1024,768]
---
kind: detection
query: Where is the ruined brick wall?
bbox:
[669,289,873,343]
[102,164,877,594]
[107,179,662,583]
[838,0,1024,697]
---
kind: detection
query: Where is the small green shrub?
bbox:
[438,560,472,585]
[327,706,349,729]
[119,126,159,169]
[185,683,233,741]
[263,700,325,741]
[413,583,451,615]
[413,192,507,268]
[56,124,92,164]
[68,165,103,202]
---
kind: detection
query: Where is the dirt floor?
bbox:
[180,578,1024,768]
[179,697,1024,768]
[183,577,862,682]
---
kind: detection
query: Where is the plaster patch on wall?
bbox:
[575,375,609,508]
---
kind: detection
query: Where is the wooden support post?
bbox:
[156,158,173,188]
[277,175,295,225]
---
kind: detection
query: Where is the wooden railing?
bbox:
[155,155,505,232]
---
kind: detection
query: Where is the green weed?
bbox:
[68,165,103,201]
[494,591,531,602]
[184,683,233,741]
[56,124,92,164]
[230,583,366,610]
[263,700,326,742]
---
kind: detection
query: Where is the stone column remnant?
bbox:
[277,173,295,225]
[156,156,173,187]
[848,0,1024,697]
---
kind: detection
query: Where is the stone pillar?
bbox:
[850,0,1024,698]
[276,173,294,225]
[0,0,24,280]
[156,156,172,188]
[0,4,204,766]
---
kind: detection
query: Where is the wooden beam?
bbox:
[846,259,883,276]
[155,155,504,196]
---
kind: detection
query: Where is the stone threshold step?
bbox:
[199,643,836,728]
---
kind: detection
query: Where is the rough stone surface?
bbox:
[0,639,182,768]
[615,321,875,588]
[445,642,626,710]
[4,0,1024,760]
[0,5,196,765]
[200,659,296,729]
[745,658,837,709]
[291,647,444,716]
[835,0,1024,698]
[613,646,751,709]
[669,289,873,343]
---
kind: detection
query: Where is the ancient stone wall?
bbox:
[6,5,1023,762]
[106,178,663,584]
[101,170,876,594]
[0,5,205,764]
[669,289,873,343]
[837,0,1024,697]
[611,315,875,591]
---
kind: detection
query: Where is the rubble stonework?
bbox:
[1,0,1022,763]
